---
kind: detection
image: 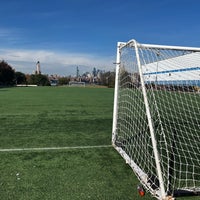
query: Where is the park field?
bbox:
[0,87,198,200]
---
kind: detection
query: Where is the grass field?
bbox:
[0,87,198,200]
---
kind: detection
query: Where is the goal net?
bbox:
[112,39,200,199]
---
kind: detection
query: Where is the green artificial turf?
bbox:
[0,87,199,200]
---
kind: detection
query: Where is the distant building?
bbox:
[49,75,58,86]
[35,61,41,74]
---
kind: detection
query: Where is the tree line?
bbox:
[0,61,115,87]
[0,61,50,86]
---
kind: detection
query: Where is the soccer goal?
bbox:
[68,81,85,87]
[112,39,200,200]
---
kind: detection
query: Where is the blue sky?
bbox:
[0,0,200,75]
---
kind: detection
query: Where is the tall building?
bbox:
[36,61,41,74]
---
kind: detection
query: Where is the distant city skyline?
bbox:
[1,0,200,75]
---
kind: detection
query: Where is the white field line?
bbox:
[0,145,112,152]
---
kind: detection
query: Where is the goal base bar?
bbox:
[171,189,200,197]
[112,143,163,199]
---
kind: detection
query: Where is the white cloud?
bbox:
[0,49,115,75]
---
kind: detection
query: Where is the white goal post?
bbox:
[112,39,200,200]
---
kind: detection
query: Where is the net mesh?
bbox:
[113,41,200,198]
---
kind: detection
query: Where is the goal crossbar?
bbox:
[119,39,200,51]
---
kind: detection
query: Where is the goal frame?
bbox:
[68,81,86,87]
[112,39,200,200]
